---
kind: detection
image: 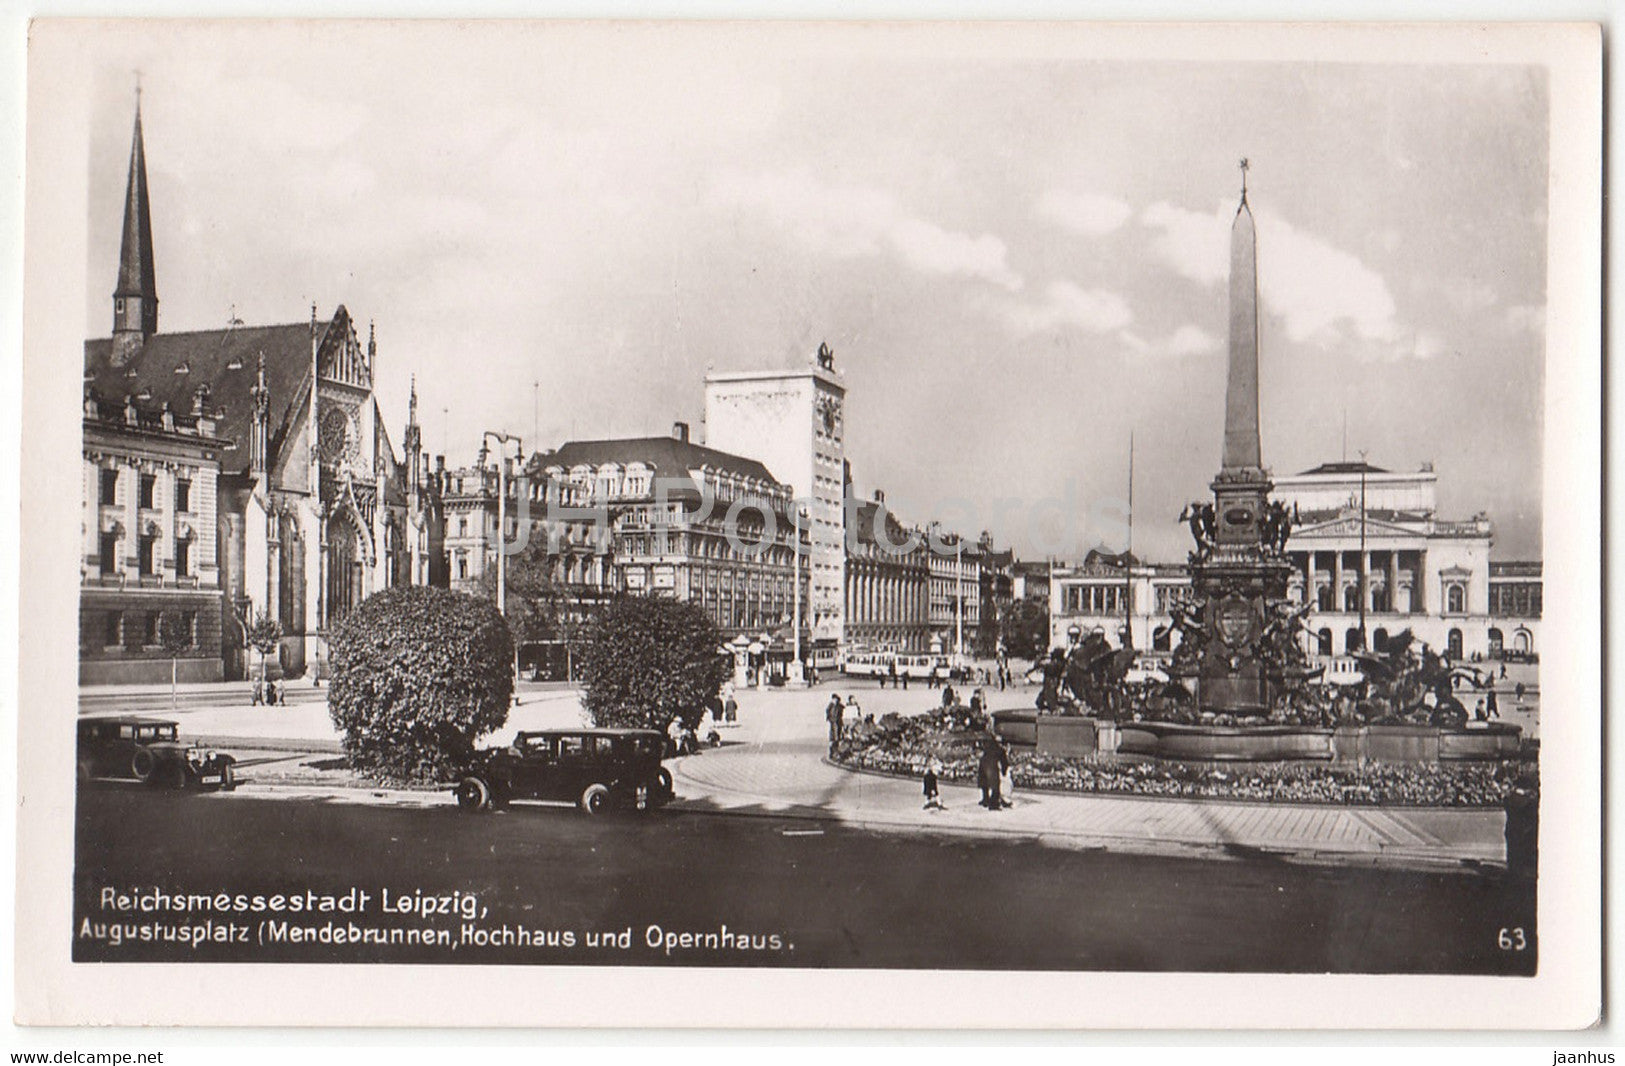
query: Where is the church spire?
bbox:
[113,83,158,344]
[1222,157,1262,472]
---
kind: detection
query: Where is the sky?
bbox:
[83,23,1548,562]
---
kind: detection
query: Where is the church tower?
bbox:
[112,88,158,361]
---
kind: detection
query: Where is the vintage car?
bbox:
[454,728,674,815]
[76,716,237,791]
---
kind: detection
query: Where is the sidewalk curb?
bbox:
[824,755,1510,815]
[667,761,1502,876]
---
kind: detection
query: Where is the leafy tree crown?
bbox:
[580,595,731,731]
[327,586,514,784]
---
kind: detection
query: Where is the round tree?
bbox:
[327,586,514,784]
[580,595,732,731]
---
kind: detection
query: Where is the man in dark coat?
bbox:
[826,693,846,756]
[978,733,1008,810]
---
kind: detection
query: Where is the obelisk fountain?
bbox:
[1171,161,1303,717]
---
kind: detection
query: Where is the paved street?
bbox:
[72,786,1536,973]
[76,678,1517,869]
[671,688,1510,868]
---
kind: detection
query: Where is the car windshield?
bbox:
[135,725,177,741]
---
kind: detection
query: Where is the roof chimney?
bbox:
[873,489,885,504]
[672,421,689,443]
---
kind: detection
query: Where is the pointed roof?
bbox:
[1295,460,1391,476]
[542,436,780,487]
[85,319,324,478]
[115,99,157,309]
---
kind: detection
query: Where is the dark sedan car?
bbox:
[77,716,237,791]
[455,728,674,815]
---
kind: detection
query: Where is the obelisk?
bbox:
[1222,160,1261,473]
[1192,159,1291,715]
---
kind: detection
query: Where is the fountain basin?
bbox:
[992,711,1522,764]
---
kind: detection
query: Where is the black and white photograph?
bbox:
[14,18,1601,1030]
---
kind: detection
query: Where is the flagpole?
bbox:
[1124,431,1134,649]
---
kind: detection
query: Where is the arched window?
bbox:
[1447,585,1465,614]
[1487,628,1504,658]
[1372,627,1389,653]
[1344,585,1360,612]
[1514,628,1533,654]
[1317,628,1333,656]
[1371,584,1389,613]
[1447,628,1464,660]
[1344,627,1363,654]
[1317,584,1334,612]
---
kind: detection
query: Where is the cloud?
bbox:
[1004,280,1132,336]
[1034,189,1133,236]
[1165,324,1220,356]
[889,218,1021,290]
[709,167,1021,290]
[1119,324,1220,359]
[1140,199,1403,353]
[1504,303,1545,334]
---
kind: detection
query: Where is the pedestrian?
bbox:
[709,693,724,724]
[666,716,683,758]
[265,679,278,707]
[999,759,1015,809]
[889,661,898,690]
[941,684,956,709]
[923,756,943,811]
[877,668,886,690]
[970,688,985,715]
[928,665,939,689]
[1487,688,1501,719]
[1500,663,1508,680]
[901,670,909,691]
[1474,699,1487,722]
[251,678,263,707]
[724,693,739,724]
[826,693,846,756]
[978,733,1008,810]
[846,695,862,722]
[998,665,1006,692]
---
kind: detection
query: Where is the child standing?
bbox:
[923,756,943,811]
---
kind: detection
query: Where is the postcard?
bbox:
[15,18,1601,1029]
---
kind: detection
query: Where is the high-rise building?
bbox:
[704,342,846,668]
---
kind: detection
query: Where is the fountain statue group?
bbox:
[1031,504,1488,729]
[1028,167,1492,733]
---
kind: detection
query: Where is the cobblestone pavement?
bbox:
[75,674,1510,867]
[669,684,1507,868]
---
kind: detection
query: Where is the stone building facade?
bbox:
[704,344,846,667]
[79,391,229,683]
[81,99,438,682]
[1048,461,1542,667]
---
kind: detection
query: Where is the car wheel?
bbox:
[162,761,189,791]
[654,767,673,796]
[579,783,611,815]
[456,776,492,813]
[220,763,237,792]
[130,747,156,783]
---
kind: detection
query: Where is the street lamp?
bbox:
[483,430,523,685]
[792,504,807,684]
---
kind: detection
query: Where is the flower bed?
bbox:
[834,710,1532,808]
